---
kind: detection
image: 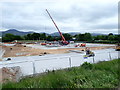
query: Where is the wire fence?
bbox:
[0,51,119,76]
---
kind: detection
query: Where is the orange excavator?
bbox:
[46,9,69,45]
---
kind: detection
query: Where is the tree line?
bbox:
[2,33,120,43]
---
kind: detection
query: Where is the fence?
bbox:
[0,50,119,76]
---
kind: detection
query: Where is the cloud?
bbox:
[0,0,119,34]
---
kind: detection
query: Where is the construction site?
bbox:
[0,9,119,83]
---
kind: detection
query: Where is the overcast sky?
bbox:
[0,0,119,34]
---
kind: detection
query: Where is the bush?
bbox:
[81,62,93,70]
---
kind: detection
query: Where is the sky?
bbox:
[0,0,119,34]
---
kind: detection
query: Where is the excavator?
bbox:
[115,43,120,51]
[46,9,69,45]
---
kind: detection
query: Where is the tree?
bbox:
[108,33,113,36]
[108,35,115,41]
[46,35,54,41]
[26,34,32,40]
[2,33,23,42]
[40,33,46,40]
[76,34,85,41]
[112,35,120,42]
[93,35,108,40]
[14,35,23,40]
[62,33,72,41]
[84,33,92,41]
[54,36,61,41]
[31,33,40,40]
[75,33,92,41]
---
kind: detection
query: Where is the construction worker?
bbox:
[85,47,95,57]
[85,47,90,55]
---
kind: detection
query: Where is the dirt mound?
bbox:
[14,44,25,47]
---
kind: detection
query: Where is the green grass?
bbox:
[2,59,120,88]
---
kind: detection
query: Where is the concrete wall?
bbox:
[0,48,118,77]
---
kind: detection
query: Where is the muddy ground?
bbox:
[1,44,116,58]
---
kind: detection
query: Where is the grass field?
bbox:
[2,59,120,88]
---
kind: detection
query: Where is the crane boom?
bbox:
[46,9,66,41]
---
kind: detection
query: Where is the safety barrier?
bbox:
[0,50,119,76]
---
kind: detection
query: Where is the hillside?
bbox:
[1,29,106,37]
[2,29,34,36]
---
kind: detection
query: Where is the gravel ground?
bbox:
[2,43,116,57]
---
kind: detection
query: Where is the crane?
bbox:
[46,9,69,45]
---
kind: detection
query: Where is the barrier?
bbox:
[0,50,119,76]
